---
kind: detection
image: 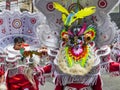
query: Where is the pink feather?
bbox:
[68,29,74,36]
[78,23,87,35]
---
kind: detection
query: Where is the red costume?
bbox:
[4,45,39,90]
[39,54,120,90]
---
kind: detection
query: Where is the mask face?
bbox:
[14,42,24,50]
[83,25,96,44]
[58,24,97,75]
[61,24,96,47]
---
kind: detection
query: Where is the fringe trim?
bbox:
[100,62,120,76]
[55,74,99,86]
[110,48,120,63]
[109,71,120,77]
[64,86,92,90]
[100,62,110,74]
[7,66,26,77]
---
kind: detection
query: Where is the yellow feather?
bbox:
[62,14,67,23]
[53,2,69,15]
[75,6,96,19]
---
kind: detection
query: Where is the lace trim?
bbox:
[55,73,99,86]
[64,86,92,90]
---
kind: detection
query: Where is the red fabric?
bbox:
[67,83,88,89]
[109,62,120,72]
[43,64,52,73]
[92,75,102,90]
[0,69,4,77]
[34,75,39,90]
[6,74,39,90]
[55,83,64,90]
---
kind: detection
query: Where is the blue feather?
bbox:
[65,13,75,26]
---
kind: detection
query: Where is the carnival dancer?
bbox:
[4,37,39,90]
[35,1,120,90]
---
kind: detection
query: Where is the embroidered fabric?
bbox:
[64,86,92,90]
[52,64,99,86]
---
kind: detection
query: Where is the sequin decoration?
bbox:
[98,0,107,8]
[46,2,55,12]
[12,19,22,29]
[30,18,36,24]
[0,19,3,25]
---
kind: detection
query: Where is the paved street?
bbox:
[40,75,120,90]
[101,75,120,90]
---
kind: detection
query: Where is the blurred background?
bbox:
[0,0,119,28]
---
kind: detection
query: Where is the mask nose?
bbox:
[21,43,29,48]
[74,36,78,45]
[21,43,30,51]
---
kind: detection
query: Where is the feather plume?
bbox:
[75,6,96,19]
[62,14,67,22]
[53,2,69,15]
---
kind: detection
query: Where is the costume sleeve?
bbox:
[109,47,120,72]
[42,64,52,73]
[109,62,120,72]
[34,64,52,86]
[35,64,52,75]
[100,53,120,72]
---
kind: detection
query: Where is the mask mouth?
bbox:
[47,48,58,56]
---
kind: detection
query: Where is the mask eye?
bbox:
[86,36,91,41]
[86,37,92,43]
[84,33,92,43]
[83,25,96,43]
